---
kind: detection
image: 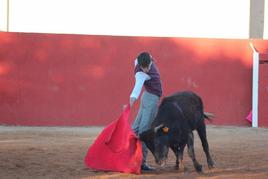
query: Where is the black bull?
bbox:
[139,91,215,172]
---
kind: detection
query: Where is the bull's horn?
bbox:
[154,124,164,133]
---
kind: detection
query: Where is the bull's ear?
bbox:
[162,127,169,133]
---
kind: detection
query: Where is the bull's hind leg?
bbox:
[197,121,214,169]
[187,132,202,172]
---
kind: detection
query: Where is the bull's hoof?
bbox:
[208,164,215,169]
[194,164,202,173]
[208,160,215,169]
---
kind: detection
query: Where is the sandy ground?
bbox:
[1,125,268,179]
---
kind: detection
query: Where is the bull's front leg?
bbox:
[177,145,186,172]
[170,146,180,169]
[171,144,185,172]
[187,132,202,172]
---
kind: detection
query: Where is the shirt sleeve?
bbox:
[130,71,151,99]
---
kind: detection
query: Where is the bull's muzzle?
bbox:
[155,158,167,167]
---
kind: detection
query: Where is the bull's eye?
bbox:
[162,127,169,133]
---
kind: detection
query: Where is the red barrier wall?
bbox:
[0,32,267,127]
[259,54,268,127]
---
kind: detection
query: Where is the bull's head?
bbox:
[139,124,170,167]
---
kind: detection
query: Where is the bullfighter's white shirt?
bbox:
[130,59,151,99]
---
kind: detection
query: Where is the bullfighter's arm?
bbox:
[129,72,150,107]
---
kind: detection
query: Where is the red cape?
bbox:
[84,105,142,174]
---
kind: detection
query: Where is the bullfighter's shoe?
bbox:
[141,163,155,171]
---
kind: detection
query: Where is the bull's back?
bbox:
[163,91,204,129]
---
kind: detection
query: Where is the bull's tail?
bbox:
[204,112,215,122]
